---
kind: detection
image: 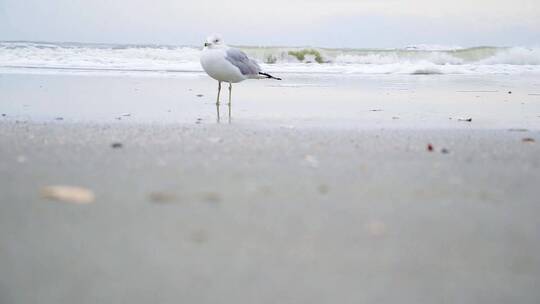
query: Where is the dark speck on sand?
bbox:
[148,192,177,203]
[318,184,329,194]
[201,192,221,203]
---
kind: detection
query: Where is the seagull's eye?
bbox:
[214,39,219,43]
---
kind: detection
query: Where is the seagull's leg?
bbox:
[216,81,222,106]
[228,82,232,106]
[216,102,220,123]
[228,101,231,123]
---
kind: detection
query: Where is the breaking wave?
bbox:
[1,41,539,76]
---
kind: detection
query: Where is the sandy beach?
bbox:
[3,0,540,300]
[1,72,540,303]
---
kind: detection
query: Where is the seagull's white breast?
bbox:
[200,48,246,83]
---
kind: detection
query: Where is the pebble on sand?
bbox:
[522,138,535,143]
[190,230,208,243]
[318,184,329,194]
[457,117,473,122]
[201,192,221,203]
[111,142,123,148]
[304,155,320,168]
[365,220,387,237]
[427,143,434,152]
[208,137,222,143]
[41,185,95,204]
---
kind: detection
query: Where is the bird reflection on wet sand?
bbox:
[216,103,231,124]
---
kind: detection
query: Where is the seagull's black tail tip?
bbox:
[259,72,282,81]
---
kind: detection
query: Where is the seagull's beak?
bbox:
[204,42,210,47]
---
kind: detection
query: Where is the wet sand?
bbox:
[2,72,540,128]
[1,73,540,303]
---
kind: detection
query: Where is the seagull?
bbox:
[200,34,281,105]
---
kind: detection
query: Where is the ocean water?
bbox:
[1,41,540,76]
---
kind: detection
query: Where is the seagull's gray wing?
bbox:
[225,48,261,76]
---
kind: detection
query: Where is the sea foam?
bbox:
[1,42,539,76]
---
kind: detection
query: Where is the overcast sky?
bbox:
[1,0,539,47]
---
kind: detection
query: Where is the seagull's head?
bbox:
[204,34,225,49]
